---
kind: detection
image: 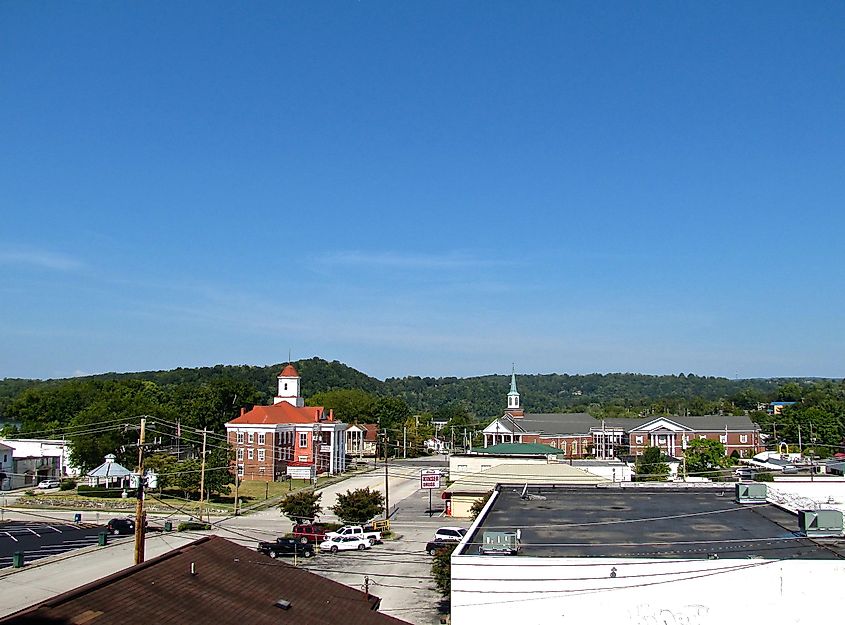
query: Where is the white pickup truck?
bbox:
[324,525,382,545]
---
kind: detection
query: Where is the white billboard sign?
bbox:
[421,469,442,490]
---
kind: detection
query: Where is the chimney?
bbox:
[329,409,334,421]
[240,407,245,417]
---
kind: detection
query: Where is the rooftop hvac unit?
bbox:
[798,509,844,537]
[735,483,767,504]
[478,530,520,556]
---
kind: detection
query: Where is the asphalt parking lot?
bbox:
[0,521,114,569]
[297,486,460,625]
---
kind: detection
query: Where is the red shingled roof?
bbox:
[279,364,299,377]
[228,402,328,425]
[1,536,410,625]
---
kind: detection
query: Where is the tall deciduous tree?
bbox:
[684,439,728,478]
[635,447,671,481]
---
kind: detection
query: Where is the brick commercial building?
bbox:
[483,371,763,460]
[225,364,347,482]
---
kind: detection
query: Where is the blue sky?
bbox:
[2,1,844,381]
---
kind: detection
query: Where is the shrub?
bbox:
[431,542,457,596]
[330,487,385,524]
[59,479,77,491]
[177,521,212,531]
[78,485,128,498]
[279,490,323,523]
[24,489,36,497]
[754,472,775,482]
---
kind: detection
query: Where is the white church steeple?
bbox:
[506,364,524,417]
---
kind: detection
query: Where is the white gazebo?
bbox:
[87,454,133,488]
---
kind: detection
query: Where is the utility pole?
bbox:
[233,463,240,516]
[382,432,389,520]
[198,428,208,524]
[403,426,407,459]
[134,417,147,565]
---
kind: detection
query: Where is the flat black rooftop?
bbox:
[464,485,845,560]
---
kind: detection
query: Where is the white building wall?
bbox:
[452,555,843,625]
[449,456,549,482]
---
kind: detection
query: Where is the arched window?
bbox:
[572,440,578,455]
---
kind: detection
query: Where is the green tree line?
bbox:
[2,359,843,462]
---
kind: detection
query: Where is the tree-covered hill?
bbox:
[2,359,843,465]
[0,360,818,424]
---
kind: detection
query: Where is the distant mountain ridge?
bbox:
[0,357,798,420]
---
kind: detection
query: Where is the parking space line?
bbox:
[46,525,63,534]
[26,528,41,537]
[4,532,17,542]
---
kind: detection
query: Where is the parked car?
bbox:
[324,525,381,545]
[257,537,315,559]
[106,518,136,535]
[425,539,457,556]
[319,535,371,553]
[434,527,467,542]
[36,479,61,489]
[292,523,328,544]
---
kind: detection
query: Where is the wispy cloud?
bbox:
[319,250,509,270]
[0,248,85,272]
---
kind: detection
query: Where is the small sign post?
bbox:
[421,469,442,518]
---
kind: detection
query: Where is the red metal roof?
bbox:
[228,402,330,425]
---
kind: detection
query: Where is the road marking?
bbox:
[47,525,62,534]
[26,528,40,537]
[4,532,17,542]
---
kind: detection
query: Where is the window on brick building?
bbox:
[299,432,308,448]
[258,449,265,461]
[740,434,748,443]
[248,449,254,460]
[248,432,254,444]
[699,435,706,440]
[258,433,265,445]
[236,432,244,444]
[237,449,243,461]
[237,464,244,477]
[635,435,643,444]
[720,434,727,443]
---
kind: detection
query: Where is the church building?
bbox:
[482,370,763,460]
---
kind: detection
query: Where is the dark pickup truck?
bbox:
[257,537,315,559]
